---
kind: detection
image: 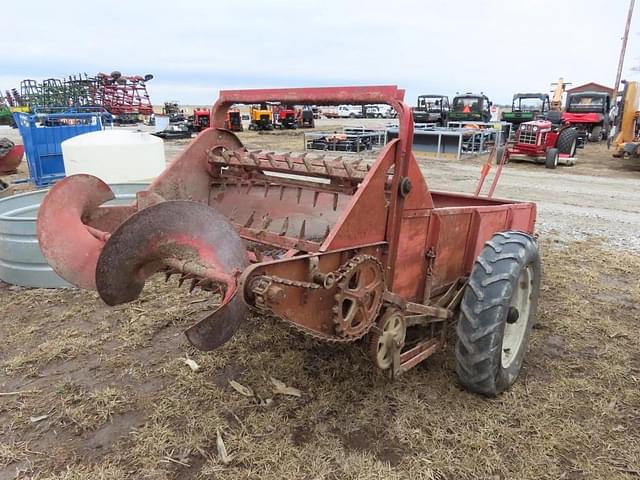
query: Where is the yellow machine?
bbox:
[248,103,274,130]
[612,80,640,157]
[550,77,569,111]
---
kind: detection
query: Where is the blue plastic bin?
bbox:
[13,111,106,187]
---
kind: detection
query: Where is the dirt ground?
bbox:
[1,122,639,479]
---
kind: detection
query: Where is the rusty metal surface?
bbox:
[184,291,247,351]
[96,200,248,305]
[0,145,24,174]
[37,174,116,289]
[240,245,386,340]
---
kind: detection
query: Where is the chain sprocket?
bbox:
[332,255,385,339]
[249,254,385,343]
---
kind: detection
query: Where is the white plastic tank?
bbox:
[62,130,166,183]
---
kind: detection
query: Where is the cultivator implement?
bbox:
[38,85,541,395]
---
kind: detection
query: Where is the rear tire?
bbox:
[455,231,541,396]
[545,148,559,169]
[590,126,602,142]
[557,128,578,156]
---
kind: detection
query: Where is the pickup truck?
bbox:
[337,105,364,118]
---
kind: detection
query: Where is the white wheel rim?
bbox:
[376,313,406,369]
[501,266,532,369]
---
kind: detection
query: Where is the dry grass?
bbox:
[1,236,638,479]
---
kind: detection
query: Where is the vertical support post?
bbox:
[613,0,635,100]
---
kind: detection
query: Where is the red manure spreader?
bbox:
[37,86,541,396]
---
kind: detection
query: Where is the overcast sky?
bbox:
[2,0,638,106]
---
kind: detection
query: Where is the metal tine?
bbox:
[195,278,212,291]
[229,207,238,222]
[323,224,331,241]
[301,155,313,172]
[333,192,339,211]
[261,213,272,230]
[283,152,293,169]
[249,151,261,165]
[298,219,306,239]
[279,216,289,236]
[264,183,270,198]
[244,210,256,228]
[265,152,277,168]
[178,273,196,288]
[342,160,353,179]
[322,158,332,175]
[313,191,320,208]
[189,278,199,293]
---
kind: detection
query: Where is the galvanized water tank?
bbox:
[0,183,148,288]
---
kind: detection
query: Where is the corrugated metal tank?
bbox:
[0,183,148,288]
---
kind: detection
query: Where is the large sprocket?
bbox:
[332,255,385,338]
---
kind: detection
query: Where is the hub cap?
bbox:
[501,266,532,369]
[369,309,406,370]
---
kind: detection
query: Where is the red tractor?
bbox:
[501,114,579,169]
[224,108,243,132]
[190,109,211,132]
[273,104,297,129]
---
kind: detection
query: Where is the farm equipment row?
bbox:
[37,85,542,397]
[4,71,154,122]
[413,79,611,148]
[248,103,315,130]
[412,92,492,126]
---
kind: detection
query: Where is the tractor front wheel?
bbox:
[545,148,559,169]
[455,231,541,396]
[590,126,603,142]
[557,128,578,156]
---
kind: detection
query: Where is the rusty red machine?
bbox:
[37,86,541,396]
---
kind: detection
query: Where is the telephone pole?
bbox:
[613,0,635,98]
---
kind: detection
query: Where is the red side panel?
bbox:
[430,211,473,287]
[321,142,397,251]
[562,112,603,124]
[391,210,431,300]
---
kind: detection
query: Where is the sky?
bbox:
[2,0,639,106]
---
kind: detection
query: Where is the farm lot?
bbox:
[1,123,640,479]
